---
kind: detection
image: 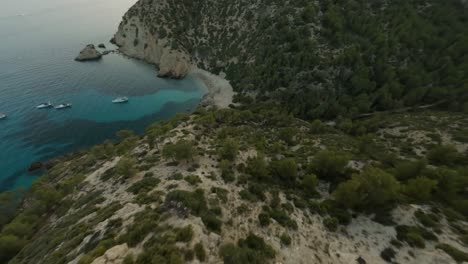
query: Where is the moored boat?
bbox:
[0,113,7,120]
[36,102,53,109]
[55,103,72,110]
[112,97,129,104]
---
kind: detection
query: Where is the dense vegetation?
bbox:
[124,0,468,119]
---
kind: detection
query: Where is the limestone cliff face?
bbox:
[113,0,264,79]
[114,16,190,79]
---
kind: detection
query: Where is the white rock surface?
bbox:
[113,17,190,79]
[90,243,129,264]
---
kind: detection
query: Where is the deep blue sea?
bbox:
[0,0,206,191]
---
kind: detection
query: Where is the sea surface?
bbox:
[0,0,206,191]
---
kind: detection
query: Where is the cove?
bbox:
[0,0,206,191]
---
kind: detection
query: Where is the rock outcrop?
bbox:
[113,16,190,79]
[75,44,102,61]
[90,244,129,264]
[157,51,189,79]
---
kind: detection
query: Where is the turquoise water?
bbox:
[0,0,206,191]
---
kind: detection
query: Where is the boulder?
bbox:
[75,44,102,61]
[98,43,106,49]
[157,51,189,79]
[28,162,43,172]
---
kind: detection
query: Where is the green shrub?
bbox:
[176,225,193,242]
[163,140,195,162]
[414,210,440,229]
[184,175,201,186]
[171,173,183,180]
[165,189,207,215]
[201,212,222,233]
[310,150,349,181]
[127,178,160,195]
[436,243,468,263]
[396,225,437,248]
[269,158,298,186]
[333,167,400,211]
[218,138,239,161]
[211,187,228,203]
[404,177,437,202]
[323,217,339,232]
[246,155,269,180]
[301,174,318,191]
[427,145,464,166]
[194,242,206,261]
[0,235,26,263]
[220,233,275,264]
[280,233,292,246]
[115,157,138,180]
[394,160,426,180]
[269,209,298,230]
[79,239,115,264]
[220,160,235,182]
[258,213,270,227]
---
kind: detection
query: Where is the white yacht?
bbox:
[112,97,129,103]
[36,102,53,109]
[0,113,7,120]
[55,103,72,110]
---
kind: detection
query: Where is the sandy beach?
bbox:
[190,68,235,108]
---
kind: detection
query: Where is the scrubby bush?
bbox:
[201,212,222,233]
[127,178,160,195]
[165,189,207,215]
[184,175,201,186]
[427,145,464,166]
[396,225,437,248]
[436,243,468,263]
[218,138,239,161]
[258,213,270,227]
[269,158,298,186]
[269,209,298,230]
[414,210,440,229]
[0,235,26,263]
[310,150,349,181]
[246,155,269,180]
[404,177,437,202]
[323,217,339,232]
[220,160,235,182]
[301,174,318,191]
[163,140,195,162]
[280,233,292,246]
[115,157,138,180]
[333,167,400,211]
[278,127,299,146]
[176,225,193,242]
[194,242,206,261]
[220,233,275,264]
[394,160,426,180]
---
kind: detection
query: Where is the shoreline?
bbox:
[190,68,234,109]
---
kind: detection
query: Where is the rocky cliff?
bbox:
[113,0,265,79]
